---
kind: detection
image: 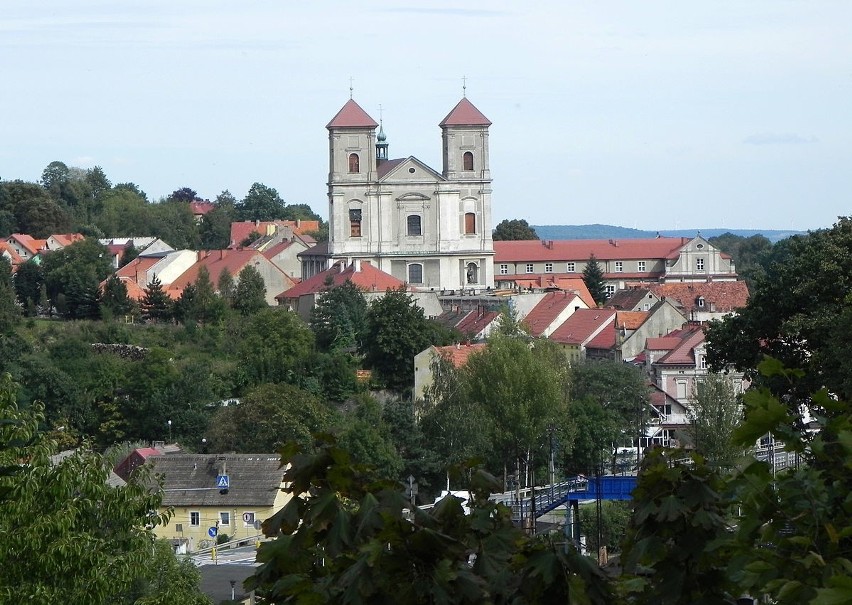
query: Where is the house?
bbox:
[166,249,295,306]
[260,238,311,280]
[434,305,501,342]
[99,237,174,268]
[44,233,85,250]
[189,200,216,223]
[549,308,617,363]
[229,220,320,249]
[639,281,749,322]
[521,291,588,338]
[313,96,495,292]
[114,250,199,300]
[141,453,290,553]
[275,258,405,320]
[0,241,24,270]
[494,234,737,298]
[617,299,689,361]
[605,287,660,312]
[645,384,690,449]
[413,343,487,402]
[7,232,85,262]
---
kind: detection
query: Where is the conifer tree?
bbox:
[100,274,133,317]
[583,254,608,305]
[141,275,172,322]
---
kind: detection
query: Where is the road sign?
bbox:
[243,512,254,523]
[216,475,230,489]
[208,526,218,538]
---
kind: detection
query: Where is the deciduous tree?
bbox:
[233,264,267,315]
[492,218,539,241]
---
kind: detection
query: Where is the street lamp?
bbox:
[229,579,236,601]
[167,419,172,442]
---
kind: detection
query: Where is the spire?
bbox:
[326,99,378,129]
[439,97,491,127]
[376,104,388,162]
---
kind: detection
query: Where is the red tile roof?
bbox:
[494,238,691,263]
[439,98,492,127]
[434,343,487,368]
[656,326,705,365]
[646,335,683,350]
[523,291,581,337]
[189,200,216,216]
[377,158,405,179]
[616,311,648,330]
[168,250,287,297]
[504,275,596,308]
[116,256,160,282]
[0,242,24,267]
[49,233,85,248]
[643,281,749,314]
[230,220,321,248]
[326,99,379,129]
[276,260,404,300]
[7,234,47,256]
[586,323,617,350]
[549,308,616,345]
[455,310,500,338]
[261,240,296,260]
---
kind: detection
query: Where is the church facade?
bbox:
[324,96,495,292]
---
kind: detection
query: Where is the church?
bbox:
[320,95,496,292]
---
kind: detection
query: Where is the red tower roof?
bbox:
[326,99,379,129]
[439,97,491,127]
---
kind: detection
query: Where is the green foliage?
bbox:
[247,435,613,604]
[100,274,134,317]
[141,275,173,322]
[207,382,335,453]
[579,501,632,554]
[237,308,314,388]
[582,254,607,305]
[233,264,267,315]
[708,232,772,291]
[309,280,368,352]
[0,179,71,237]
[686,373,743,467]
[13,259,44,313]
[0,373,172,603]
[359,288,438,393]
[336,394,404,480]
[131,540,213,605]
[235,182,287,221]
[492,218,539,241]
[706,216,852,406]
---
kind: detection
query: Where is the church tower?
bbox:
[324,96,494,292]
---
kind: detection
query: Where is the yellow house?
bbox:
[144,453,289,552]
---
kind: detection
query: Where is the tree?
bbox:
[41,160,70,194]
[0,258,18,334]
[247,436,613,604]
[175,267,225,324]
[686,373,743,467]
[708,232,772,291]
[141,275,173,322]
[130,540,213,605]
[583,254,607,305]
[217,266,235,307]
[235,182,287,221]
[206,382,335,453]
[168,187,197,202]
[1,180,71,237]
[359,288,435,393]
[237,308,315,388]
[233,265,267,315]
[706,216,852,407]
[199,194,235,249]
[309,280,368,352]
[0,373,171,602]
[13,260,42,313]
[40,238,112,309]
[100,274,133,317]
[336,394,404,479]
[492,218,539,241]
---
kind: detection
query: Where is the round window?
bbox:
[408,167,416,174]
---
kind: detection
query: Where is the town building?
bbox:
[315,96,495,292]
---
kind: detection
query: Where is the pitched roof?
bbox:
[606,287,656,310]
[48,233,85,248]
[656,326,705,365]
[146,454,286,507]
[616,311,648,330]
[523,291,581,337]
[643,281,749,314]
[189,200,216,216]
[433,343,487,368]
[377,158,405,179]
[549,308,616,345]
[439,98,492,127]
[230,220,321,248]
[7,234,47,256]
[327,99,379,129]
[0,242,24,267]
[503,275,596,308]
[276,260,404,299]
[456,309,500,338]
[494,238,691,263]
[167,249,282,296]
[586,323,618,350]
[115,256,160,282]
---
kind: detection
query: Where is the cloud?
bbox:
[743,133,818,145]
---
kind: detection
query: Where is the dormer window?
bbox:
[463,151,474,171]
[348,153,360,173]
[697,296,705,308]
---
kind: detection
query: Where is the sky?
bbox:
[1,1,850,232]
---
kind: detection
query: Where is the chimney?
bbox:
[354,259,361,272]
[220,249,226,259]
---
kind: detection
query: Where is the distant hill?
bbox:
[531,224,802,244]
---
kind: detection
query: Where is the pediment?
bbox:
[396,192,431,202]
[379,156,445,183]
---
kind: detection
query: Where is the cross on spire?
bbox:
[462,75,467,97]
[349,77,354,99]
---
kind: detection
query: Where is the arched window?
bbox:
[407,215,422,236]
[464,212,476,234]
[349,208,362,237]
[408,263,423,284]
[466,262,479,284]
[348,153,360,173]
[463,151,474,171]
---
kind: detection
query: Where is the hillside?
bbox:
[531,224,802,243]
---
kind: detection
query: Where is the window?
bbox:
[242,512,256,527]
[655,404,672,417]
[408,263,423,284]
[464,212,476,234]
[566,262,575,272]
[605,284,616,297]
[544,262,553,273]
[526,263,534,273]
[463,151,474,171]
[349,208,362,237]
[699,356,707,370]
[466,263,479,284]
[190,511,200,527]
[348,153,360,173]
[219,511,230,526]
[615,261,623,272]
[696,258,705,271]
[499,264,508,275]
[407,214,422,236]
[638,261,646,272]
[697,296,705,308]
[175,523,183,533]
